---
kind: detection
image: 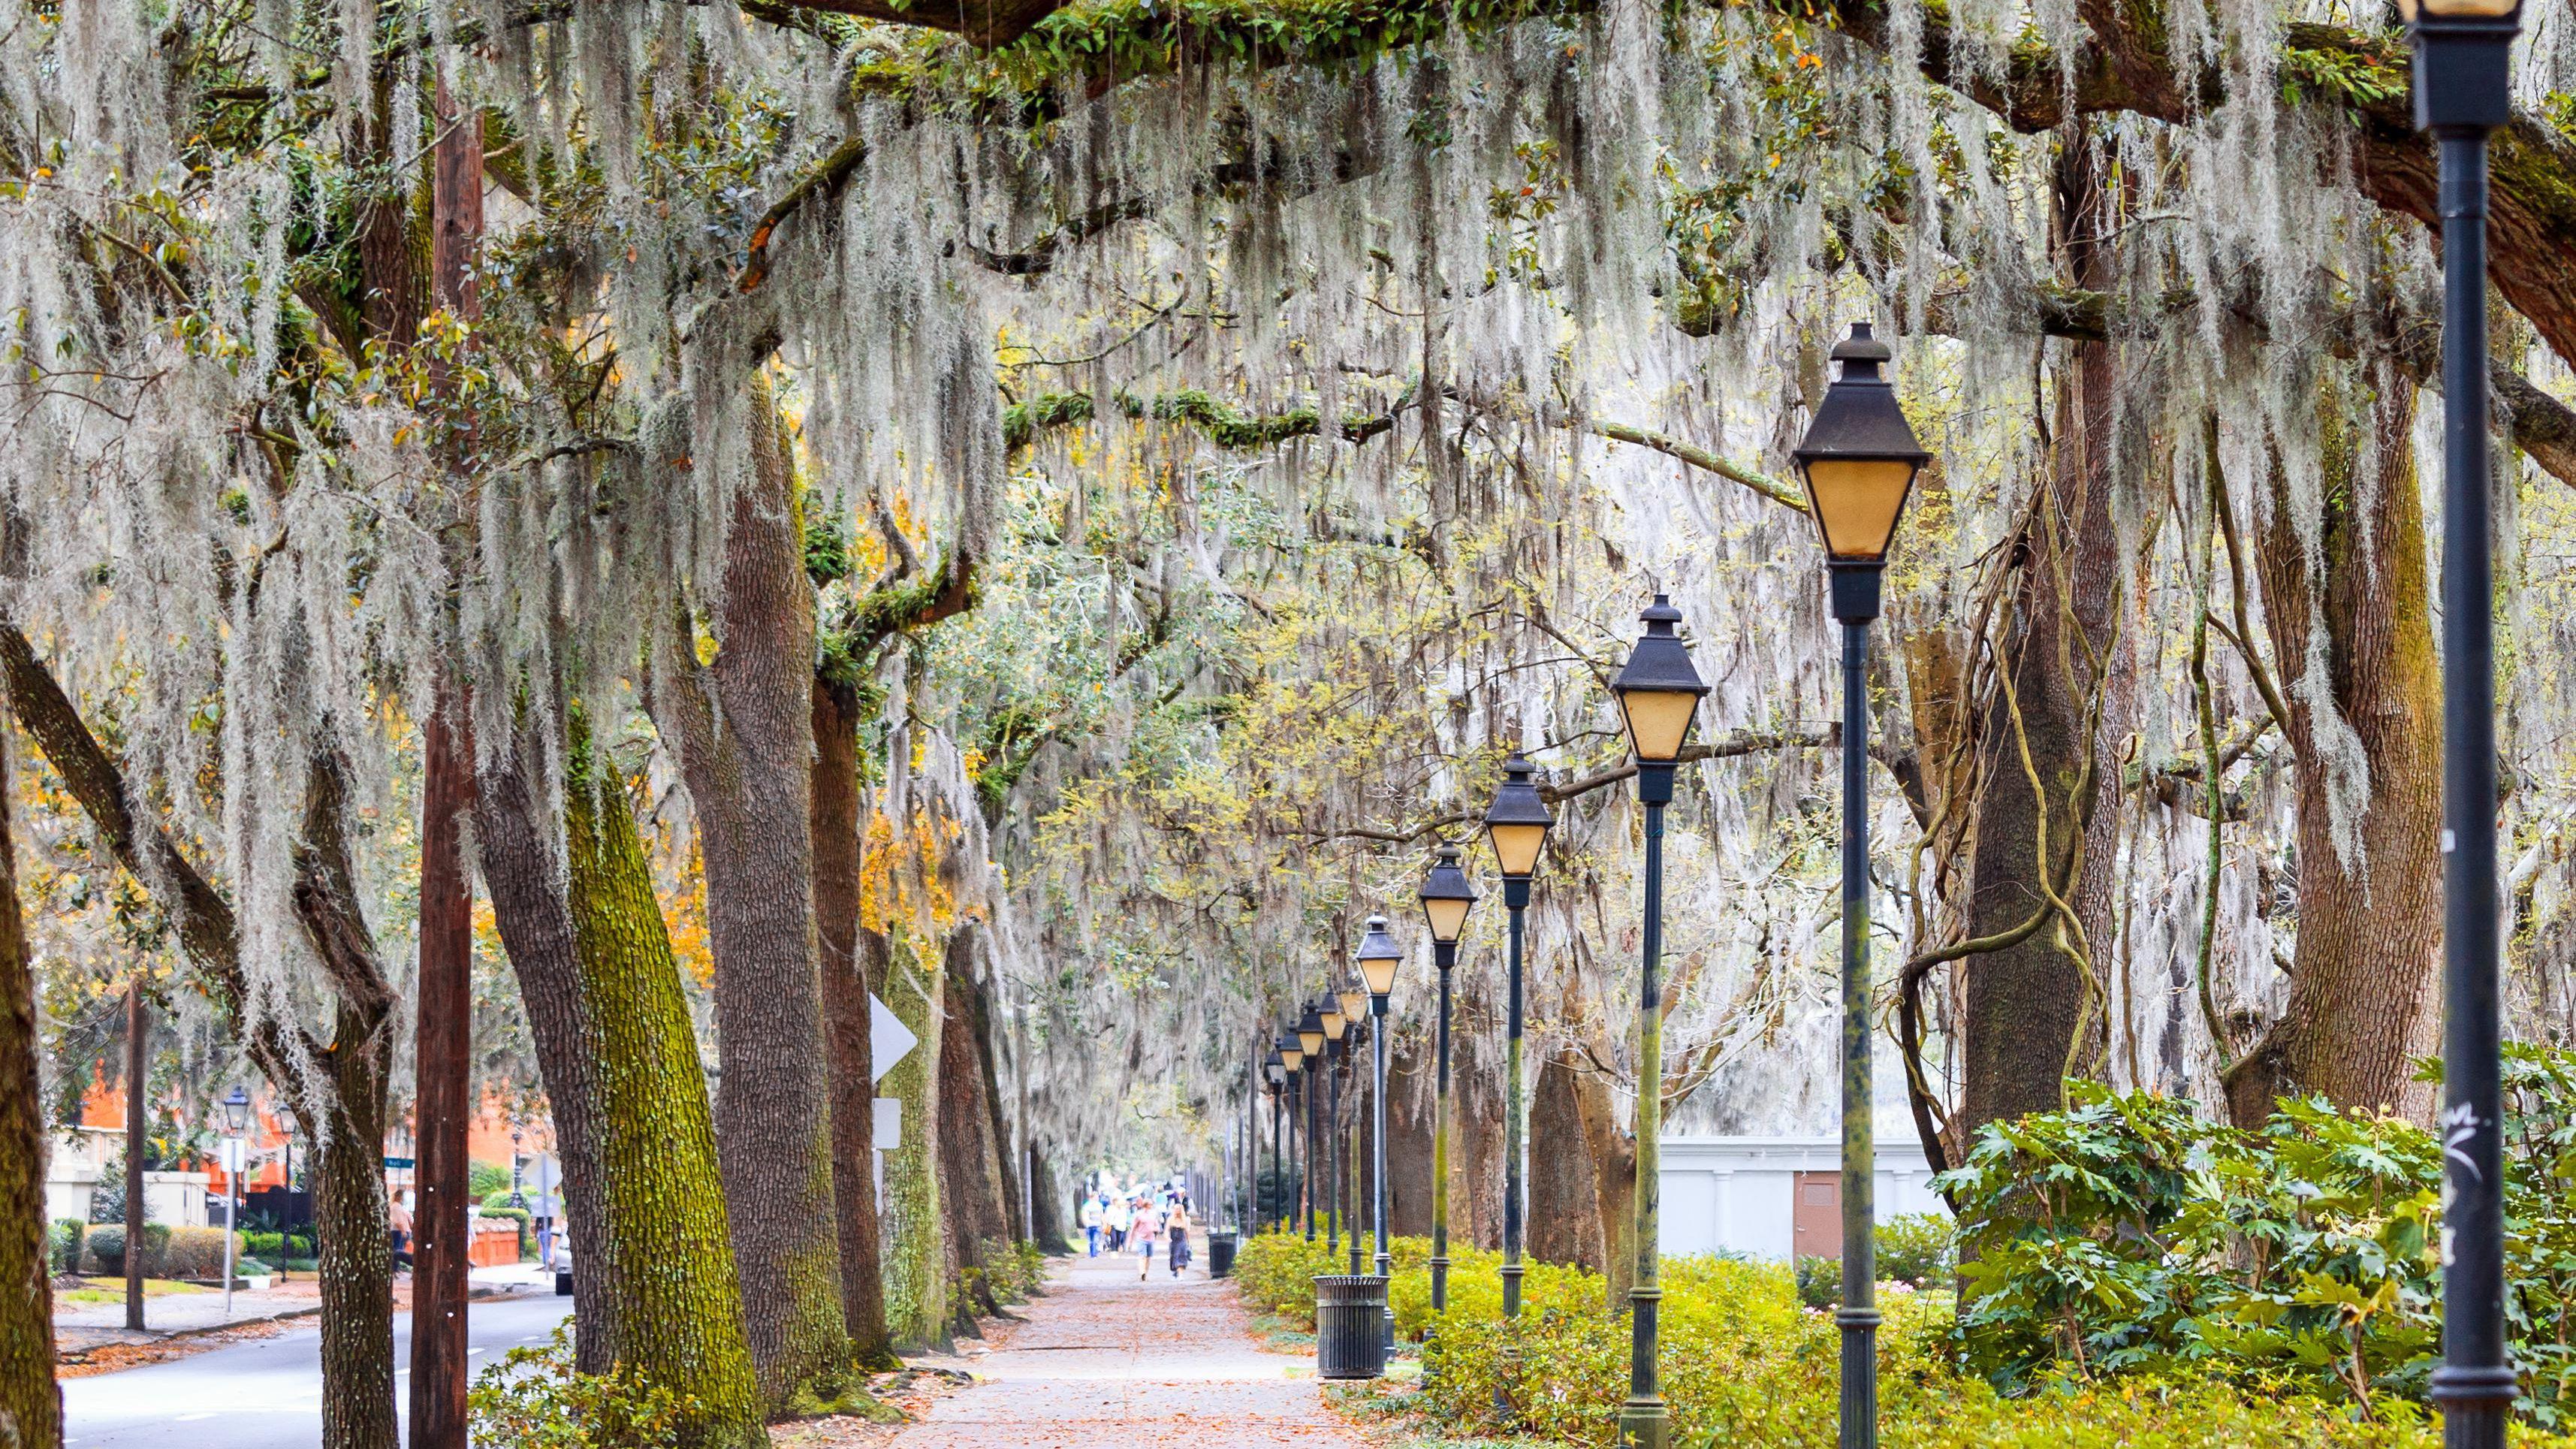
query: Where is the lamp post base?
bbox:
[1501,1260,1524,1319]
[1837,1306,1881,1449]
[1618,1400,1670,1449]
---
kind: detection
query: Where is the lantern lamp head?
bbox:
[1793,324,1929,622]
[1297,1004,1326,1059]
[1610,593,1710,784]
[1483,754,1555,881]
[1356,915,1403,1001]
[1319,993,1348,1042]
[222,1085,252,1134]
[1417,843,1478,946]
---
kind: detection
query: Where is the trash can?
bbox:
[555,1269,574,1297]
[1208,1230,1238,1279]
[1313,1274,1389,1380]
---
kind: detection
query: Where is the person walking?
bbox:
[1166,1202,1193,1278]
[1081,1193,1102,1257]
[1133,1197,1162,1281]
[1106,1194,1132,1254]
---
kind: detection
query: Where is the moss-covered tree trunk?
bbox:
[874,927,950,1349]
[562,727,765,1449]
[651,380,851,1408]
[0,732,59,1449]
[2228,376,2443,1125]
[811,678,894,1366]
[937,933,1012,1318]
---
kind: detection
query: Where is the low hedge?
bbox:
[1233,1230,2576,1447]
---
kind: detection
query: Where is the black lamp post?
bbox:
[1610,594,1710,1449]
[1277,1029,1307,1238]
[1483,754,1554,1321]
[1337,981,1370,1275]
[1299,1006,1326,1241]
[1417,844,1477,1324]
[1318,995,1349,1255]
[2405,1,2522,1441]
[1265,1050,1286,1233]
[1356,915,1404,1353]
[1793,321,1930,1449]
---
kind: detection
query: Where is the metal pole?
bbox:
[1372,994,1392,1352]
[1622,785,1670,1449]
[1348,1023,1365,1275]
[1503,884,1528,1320]
[124,983,144,1333]
[1305,1064,1320,1242]
[1328,1044,1343,1255]
[222,1145,237,1320]
[1838,618,1879,1449]
[2434,125,2512,1449]
[1270,1086,1282,1235]
[1431,943,1455,1315]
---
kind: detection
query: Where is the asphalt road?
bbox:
[62,1293,575,1448]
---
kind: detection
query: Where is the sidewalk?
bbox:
[873,1252,1368,1448]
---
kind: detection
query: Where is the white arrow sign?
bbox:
[869,992,916,1084]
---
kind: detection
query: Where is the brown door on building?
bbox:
[1793,1172,1840,1260]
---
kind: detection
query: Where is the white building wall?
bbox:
[1657,1136,1947,1260]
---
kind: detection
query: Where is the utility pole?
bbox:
[123,983,144,1332]
[408,70,484,1449]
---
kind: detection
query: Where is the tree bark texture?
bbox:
[562,726,765,1449]
[811,678,893,1366]
[878,928,951,1350]
[1959,134,2125,1138]
[408,697,475,1449]
[472,719,622,1373]
[1568,1053,1637,1307]
[2228,379,2443,1126]
[936,932,1012,1324]
[1525,1051,1606,1272]
[651,382,850,1405]
[0,729,60,1449]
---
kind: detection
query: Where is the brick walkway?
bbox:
[886,1251,1367,1448]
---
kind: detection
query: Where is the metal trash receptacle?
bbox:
[1313,1273,1389,1380]
[1208,1230,1238,1278]
[555,1269,574,1297]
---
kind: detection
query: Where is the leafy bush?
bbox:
[234,1257,271,1278]
[83,1223,170,1275]
[468,1161,511,1201]
[468,1322,701,1447]
[243,1230,315,1262]
[1939,1049,2576,1423]
[1793,1255,1838,1309]
[1875,1212,1956,1290]
[50,1219,83,1274]
[161,1226,244,1278]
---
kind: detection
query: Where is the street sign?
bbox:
[873,1097,902,1152]
[382,1156,415,1170]
[868,992,916,1083]
[220,1138,246,1174]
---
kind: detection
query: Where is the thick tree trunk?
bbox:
[652,381,850,1406]
[472,720,623,1372]
[1027,1143,1070,1254]
[562,725,765,1449]
[1959,134,2124,1137]
[936,932,1011,1321]
[876,928,951,1349]
[312,1028,397,1449]
[409,77,484,1449]
[1525,1052,1605,1272]
[2227,379,2443,1125]
[1567,1057,1637,1308]
[811,678,894,1366]
[0,732,59,1449]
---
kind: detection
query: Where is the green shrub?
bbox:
[468,1321,700,1447]
[1792,1254,1838,1309]
[467,1161,511,1201]
[83,1222,170,1276]
[234,1257,271,1277]
[161,1226,243,1278]
[1875,1212,1955,1290]
[50,1219,83,1274]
